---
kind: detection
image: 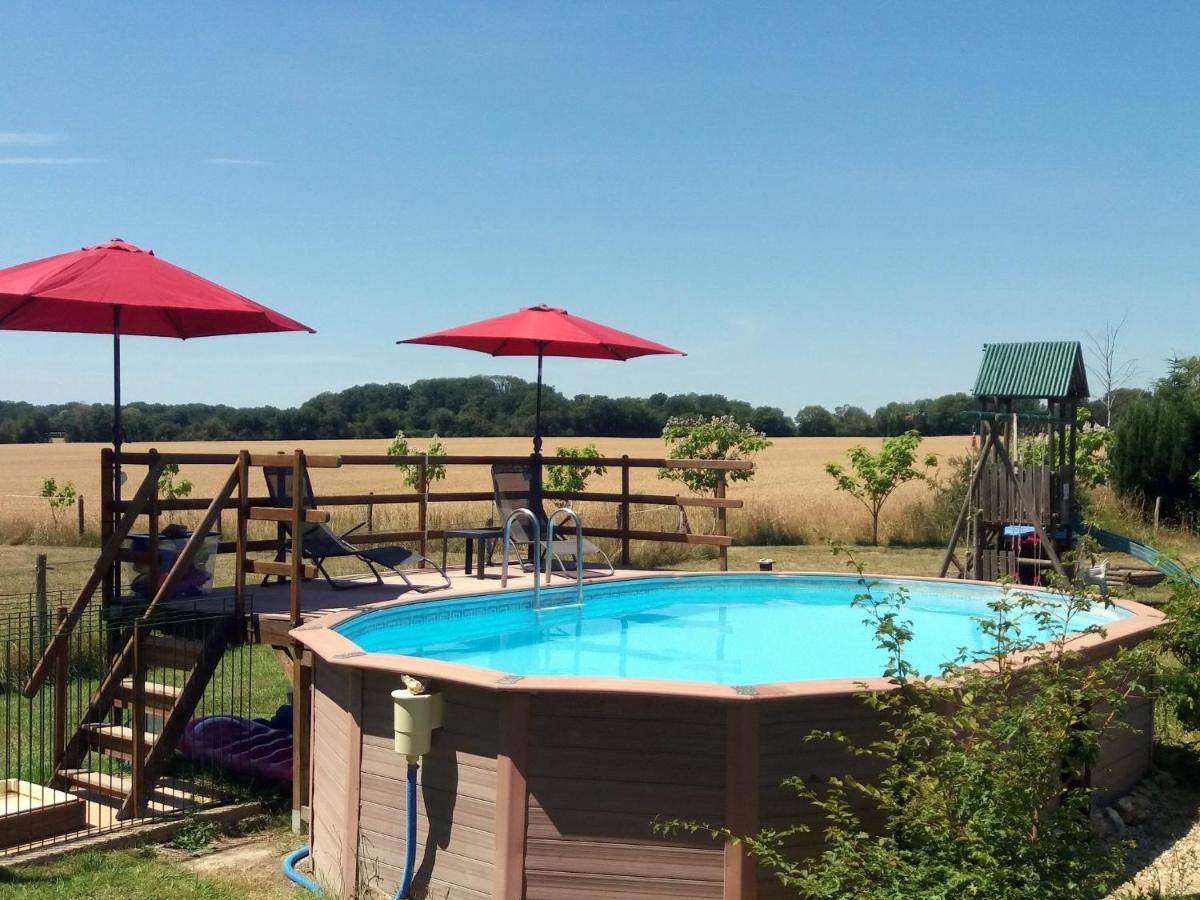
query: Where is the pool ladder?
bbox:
[501,506,585,610]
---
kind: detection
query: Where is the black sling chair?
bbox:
[262,464,450,593]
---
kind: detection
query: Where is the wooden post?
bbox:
[1154,496,1162,535]
[292,650,312,832]
[724,703,759,900]
[235,451,249,617]
[620,456,631,567]
[716,471,728,572]
[130,620,146,817]
[418,459,428,568]
[290,449,306,628]
[366,491,374,533]
[493,693,530,900]
[34,554,48,651]
[290,449,309,832]
[76,495,85,537]
[52,606,67,767]
[147,449,160,610]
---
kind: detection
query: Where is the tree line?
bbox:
[0,375,1148,444]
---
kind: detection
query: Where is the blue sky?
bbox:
[1,3,1196,414]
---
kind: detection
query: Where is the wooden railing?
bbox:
[107,450,749,572]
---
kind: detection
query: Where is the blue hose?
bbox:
[394,762,419,900]
[282,845,322,894]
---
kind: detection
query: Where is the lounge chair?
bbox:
[262,464,450,593]
[491,463,615,580]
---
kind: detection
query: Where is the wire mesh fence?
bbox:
[0,591,280,855]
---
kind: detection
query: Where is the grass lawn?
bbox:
[0,827,304,899]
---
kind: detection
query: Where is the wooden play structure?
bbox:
[940,341,1089,583]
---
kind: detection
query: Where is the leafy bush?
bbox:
[544,444,607,495]
[1112,397,1196,516]
[157,462,193,502]
[1016,408,1113,490]
[657,415,770,496]
[825,430,937,545]
[659,551,1151,899]
[1156,572,1200,731]
[386,431,448,490]
[38,477,77,526]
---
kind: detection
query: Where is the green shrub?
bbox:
[1111,397,1196,516]
[657,415,770,496]
[386,431,448,489]
[545,444,607,495]
[825,430,937,546]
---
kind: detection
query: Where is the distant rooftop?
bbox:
[972,341,1089,401]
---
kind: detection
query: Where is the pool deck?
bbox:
[184,562,659,646]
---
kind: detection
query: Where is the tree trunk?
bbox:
[871,510,880,546]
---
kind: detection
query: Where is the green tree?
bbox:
[1015,408,1113,490]
[38,477,77,527]
[544,444,607,497]
[657,415,770,496]
[1111,396,1196,515]
[157,462,194,501]
[386,431,449,489]
[794,405,836,437]
[825,430,937,545]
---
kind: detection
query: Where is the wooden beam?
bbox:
[247,452,341,469]
[494,693,530,900]
[246,560,318,580]
[938,429,996,578]
[724,704,759,900]
[248,507,329,523]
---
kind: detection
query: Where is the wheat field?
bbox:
[0,435,973,547]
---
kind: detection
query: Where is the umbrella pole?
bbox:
[531,346,544,525]
[112,305,123,601]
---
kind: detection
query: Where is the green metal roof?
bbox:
[972,341,1090,401]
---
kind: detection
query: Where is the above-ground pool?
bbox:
[333,574,1134,685]
[294,572,1163,900]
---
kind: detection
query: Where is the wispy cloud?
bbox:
[0,156,99,166]
[206,157,267,166]
[0,131,59,146]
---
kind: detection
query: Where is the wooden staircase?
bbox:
[18,449,336,826]
[52,614,239,819]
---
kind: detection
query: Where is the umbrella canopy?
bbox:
[401,303,683,361]
[400,304,684,454]
[0,239,312,338]
[0,238,313,502]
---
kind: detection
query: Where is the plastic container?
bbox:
[124,529,219,599]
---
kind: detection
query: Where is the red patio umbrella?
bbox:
[0,238,314,496]
[400,304,684,508]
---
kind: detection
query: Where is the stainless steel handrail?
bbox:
[546,506,585,607]
[501,508,540,605]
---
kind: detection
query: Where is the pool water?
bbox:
[334,574,1130,685]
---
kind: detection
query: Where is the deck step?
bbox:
[59,768,128,799]
[144,635,205,670]
[81,723,158,761]
[60,769,208,813]
[113,679,182,713]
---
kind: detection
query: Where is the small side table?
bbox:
[442,527,505,579]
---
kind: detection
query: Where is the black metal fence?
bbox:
[1,591,278,856]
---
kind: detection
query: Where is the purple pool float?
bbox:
[179,715,292,783]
